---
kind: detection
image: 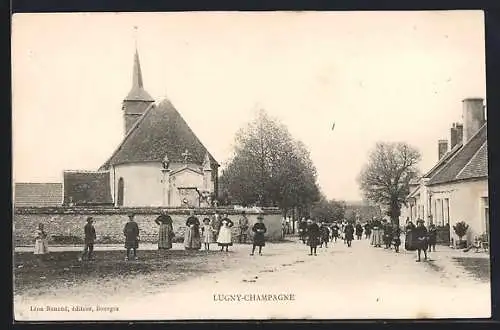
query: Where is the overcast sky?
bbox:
[12,11,486,201]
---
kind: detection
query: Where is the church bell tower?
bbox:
[122,33,154,135]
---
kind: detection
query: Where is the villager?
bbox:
[355,222,363,240]
[414,219,429,262]
[344,221,355,247]
[184,210,201,250]
[306,219,321,256]
[238,211,250,243]
[298,218,308,244]
[370,218,383,247]
[123,213,140,261]
[404,220,417,251]
[155,210,174,250]
[34,222,49,256]
[217,214,234,251]
[330,222,340,242]
[79,217,96,261]
[383,221,393,249]
[319,222,330,248]
[250,215,267,256]
[364,222,372,239]
[428,222,437,252]
[392,227,401,253]
[202,217,216,251]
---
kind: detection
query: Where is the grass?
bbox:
[452,257,491,282]
[13,249,232,300]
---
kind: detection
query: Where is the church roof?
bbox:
[101,99,219,168]
[14,183,63,207]
[427,123,487,185]
[63,171,113,205]
[124,49,154,102]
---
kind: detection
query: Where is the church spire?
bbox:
[122,26,155,135]
[124,27,154,102]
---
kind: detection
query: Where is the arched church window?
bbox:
[117,177,124,206]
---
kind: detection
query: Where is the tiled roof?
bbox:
[63,171,113,205]
[101,99,219,168]
[14,183,63,207]
[423,142,463,179]
[427,123,487,185]
[455,142,488,180]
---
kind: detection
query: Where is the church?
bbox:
[63,48,219,207]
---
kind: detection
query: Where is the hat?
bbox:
[417,219,424,224]
[127,213,135,218]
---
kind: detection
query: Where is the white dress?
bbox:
[34,229,49,255]
[217,221,233,246]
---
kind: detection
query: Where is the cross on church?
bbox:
[181,149,192,163]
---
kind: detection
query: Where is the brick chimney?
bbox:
[450,123,458,149]
[462,98,485,144]
[438,139,448,160]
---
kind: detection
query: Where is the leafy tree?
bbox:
[357,142,421,228]
[219,109,321,214]
[453,221,469,243]
[311,196,346,222]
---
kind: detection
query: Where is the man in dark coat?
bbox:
[414,219,429,262]
[364,222,372,239]
[123,213,140,261]
[344,222,355,247]
[383,221,393,249]
[79,216,96,261]
[306,219,321,256]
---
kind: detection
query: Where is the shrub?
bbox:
[453,221,469,242]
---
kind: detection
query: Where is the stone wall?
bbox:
[13,207,283,246]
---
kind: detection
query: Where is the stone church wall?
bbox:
[13,207,283,246]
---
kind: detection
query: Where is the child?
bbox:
[217,216,234,252]
[319,222,330,248]
[34,222,49,257]
[202,217,215,251]
[250,215,267,255]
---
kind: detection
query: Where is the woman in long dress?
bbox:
[155,210,174,250]
[217,215,234,251]
[184,211,201,250]
[34,222,49,256]
[306,219,321,256]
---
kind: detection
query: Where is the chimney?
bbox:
[455,123,463,146]
[450,123,458,149]
[462,98,485,143]
[438,139,448,160]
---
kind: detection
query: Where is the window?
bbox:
[436,199,443,226]
[482,197,489,235]
[443,198,450,225]
[117,177,124,206]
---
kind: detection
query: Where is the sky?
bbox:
[12,11,486,201]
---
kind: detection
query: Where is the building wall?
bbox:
[109,162,215,207]
[428,179,488,244]
[13,207,283,246]
[113,162,164,207]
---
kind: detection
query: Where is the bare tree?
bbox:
[357,142,421,227]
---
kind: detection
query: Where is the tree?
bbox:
[357,142,421,228]
[219,109,321,214]
[310,196,346,222]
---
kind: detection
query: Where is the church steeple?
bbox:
[122,28,155,135]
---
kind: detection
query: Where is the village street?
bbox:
[14,237,490,320]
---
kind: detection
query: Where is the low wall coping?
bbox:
[14,206,283,216]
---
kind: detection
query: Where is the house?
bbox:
[63,47,219,207]
[403,98,488,245]
[14,183,63,207]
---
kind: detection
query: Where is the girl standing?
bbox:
[34,222,49,256]
[250,215,267,255]
[217,215,234,252]
[202,217,216,251]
